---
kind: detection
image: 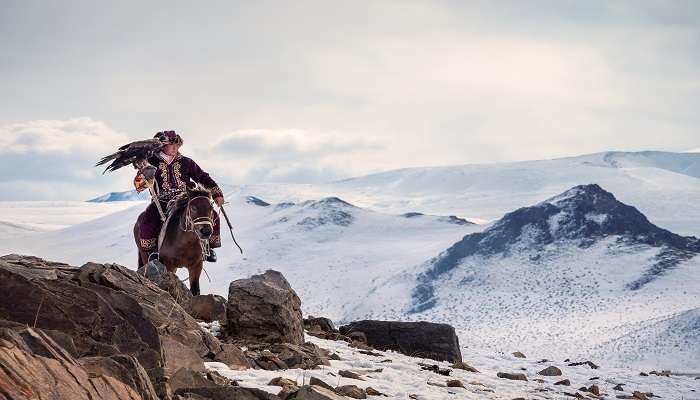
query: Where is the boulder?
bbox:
[190,294,227,322]
[309,376,335,392]
[538,366,563,376]
[303,316,337,333]
[0,255,222,391]
[0,325,144,400]
[226,270,304,345]
[339,320,461,363]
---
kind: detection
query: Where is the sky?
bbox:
[1,0,699,200]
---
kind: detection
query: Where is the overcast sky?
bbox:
[1,1,699,200]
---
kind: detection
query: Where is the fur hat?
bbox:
[154,130,184,145]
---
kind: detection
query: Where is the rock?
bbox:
[246,349,289,370]
[79,354,159,400]
[589,376,599,380]
[613,384,624,391]
[169,368,218,393]
[269,377,299,390]
[534,378,545,383]
[446,379,465,388]
[155,271,194,310]
[177,386,280,400]
[632,391,650,400]
[555,379,571,386]
[339,369,365,380]
[339,320,462,362]
[207,370,235,386]
[190,294,227,322]
[336,385,367,399]
[418,363,452,376]
[347,331,368,343]
[226,270,304,345]
[304,316,337,333]
[538,366,563,376]
[497,372,528,381]
[289,385,347,400]
[639,372,649,376]
[0,325,143,400]
[365,387,385,396]
[451,361,479,373]
[567,360,600,369]
[0,255,222,392]
[269,342,330,369]
[588,384,600,395]
[214,343,251,370]
[512,351,526,358]
[309,376,336,392]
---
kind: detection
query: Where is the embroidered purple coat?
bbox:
[135,153,222,251]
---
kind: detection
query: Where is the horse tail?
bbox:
[134,213,144,269]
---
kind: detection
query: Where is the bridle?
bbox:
[182,195,216,233]
[181,195,218,259]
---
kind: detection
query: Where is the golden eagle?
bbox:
[95,138,166,174]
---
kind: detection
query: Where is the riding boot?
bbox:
[206,249,217,263]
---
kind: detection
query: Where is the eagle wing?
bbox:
[95,139,164,174]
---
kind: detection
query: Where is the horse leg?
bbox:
[189,261,203,296]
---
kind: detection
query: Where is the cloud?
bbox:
[195,129,386,184]
[0,118,136,200]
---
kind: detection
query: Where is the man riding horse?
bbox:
[132,130,224,262]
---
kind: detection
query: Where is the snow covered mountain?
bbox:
[88,189,150,202]
[352,184,700,369]
[229,151,700,236]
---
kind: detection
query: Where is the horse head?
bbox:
[185,185,216,241]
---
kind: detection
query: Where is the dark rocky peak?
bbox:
[305,196,357,209]
[409,184,700,313]
[245,196,270,207]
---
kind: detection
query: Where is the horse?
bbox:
[134,186,216,296]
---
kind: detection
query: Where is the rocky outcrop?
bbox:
[0,254,222,393]
[226,270,304,345]
[339,320,462,362]
[0,324,146,400]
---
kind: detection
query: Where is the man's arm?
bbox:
[187,158,224,204]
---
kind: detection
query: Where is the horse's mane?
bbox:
[166,184,212,214]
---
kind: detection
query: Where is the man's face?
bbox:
[163,143,180,156]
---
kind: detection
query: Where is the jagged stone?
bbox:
[226,270,304,345]
[214,343,251,370]
[0,325,144,400]
[176,386,280,400]
[340,320,462,362]
[169,367,218,393]
[339,369,365,380]
[451,361,479,373]
[304,316,337,333]
[80,354,159,400]
[309,376,335,392]
[512,351,526,358]
[0,255,222,394]
[555,379,571,386]
[446,379,465,388]
[288,385,347,400]
[190,294,227,322]
[336,385,367,399]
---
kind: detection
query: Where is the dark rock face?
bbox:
[0,324,147,400]
[410,184,700,312]
[80,354,159,400]
[226,270,304,345]
[339,320,462,363]
[0,255,222,389]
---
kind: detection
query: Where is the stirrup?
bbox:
[205,249,217,263]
